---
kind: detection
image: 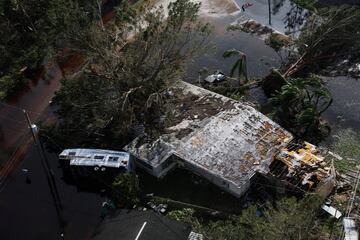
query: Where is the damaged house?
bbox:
[125,81,334,198]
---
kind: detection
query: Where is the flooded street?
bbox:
[0,144,105,240]
[234,0,299,33]
[184,14,281,81]
[0,0,359,239]
[323,76,360,134]
[185,0,307,81]
[0,64,62,163]
[186,0,360,138]
[0,2,121,239]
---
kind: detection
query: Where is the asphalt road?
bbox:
[0,144,105,240]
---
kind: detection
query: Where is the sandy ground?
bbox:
[155,0,240,17]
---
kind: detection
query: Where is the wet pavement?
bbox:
[0,64,62,166]
[0,2,122,240]
[0,144,105,240]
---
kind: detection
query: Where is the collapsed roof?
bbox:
[126,81,293,196]
[269,141,336,195]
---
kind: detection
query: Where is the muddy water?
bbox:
[323,76,360,134]
[0,0,119,168]
[184,0,308,81]
[186,1,360,137]
[0,64,62,165]
[184,14,281,81]
[0,3,119,240]
[235,0,293,32]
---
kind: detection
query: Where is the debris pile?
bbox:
[229,19,292,43]
[270,141,335,192]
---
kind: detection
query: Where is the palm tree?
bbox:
[270,76,332,141]
[223,49,248,84]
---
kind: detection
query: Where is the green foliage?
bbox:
[287,5,360,75]
[260,194,324,240]
[0,0,98,99]
[292,0,318,11]
[169,194,326,240]
[269,75,332,141]
[203,83,247,101]
[265,33,292,61]
[112,173,140,205]
[50,0,211,146]
[331,129,360,173]
[262,69,287,97]
[266,33,286,52]
[223,49,248,84]
[0,75,16,99]
[167,208,197,222]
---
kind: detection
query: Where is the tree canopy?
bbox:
[285,5,360,76]
[47,0,211,148]
[0,0,100,99]
[168,194,329,240]
[269,75,332,141]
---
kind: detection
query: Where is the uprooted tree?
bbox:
[285,5,360,77]
[47,0,211,148]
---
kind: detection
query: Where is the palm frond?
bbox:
[223,48,239,58]
[230,59,240,77]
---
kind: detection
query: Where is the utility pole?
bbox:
[23,109,65,239]
[268,0,272,25]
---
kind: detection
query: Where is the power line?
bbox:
[0,101,43,116]
[40,130,124,151]
[23,109,65,239]
[0,115,27,125]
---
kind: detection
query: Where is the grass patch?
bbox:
[291,0,318,10]
[330,129,360,173]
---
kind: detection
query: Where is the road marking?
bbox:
[134,221,147,240]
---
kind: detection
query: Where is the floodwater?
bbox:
[184,14,281,81]
[235,0,293,32]
[0,0,360,239]
[0,144,106,240]
[0,2,120,240]
[184,0,309,81]
[323,76,360,134]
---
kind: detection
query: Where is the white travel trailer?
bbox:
[59,148,134,177]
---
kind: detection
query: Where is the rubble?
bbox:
[322,204,342,219]
[269,141,336,194]
[126,81,335,198]
[126,81,293,197]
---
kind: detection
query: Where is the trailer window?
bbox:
[108,156,119,162]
